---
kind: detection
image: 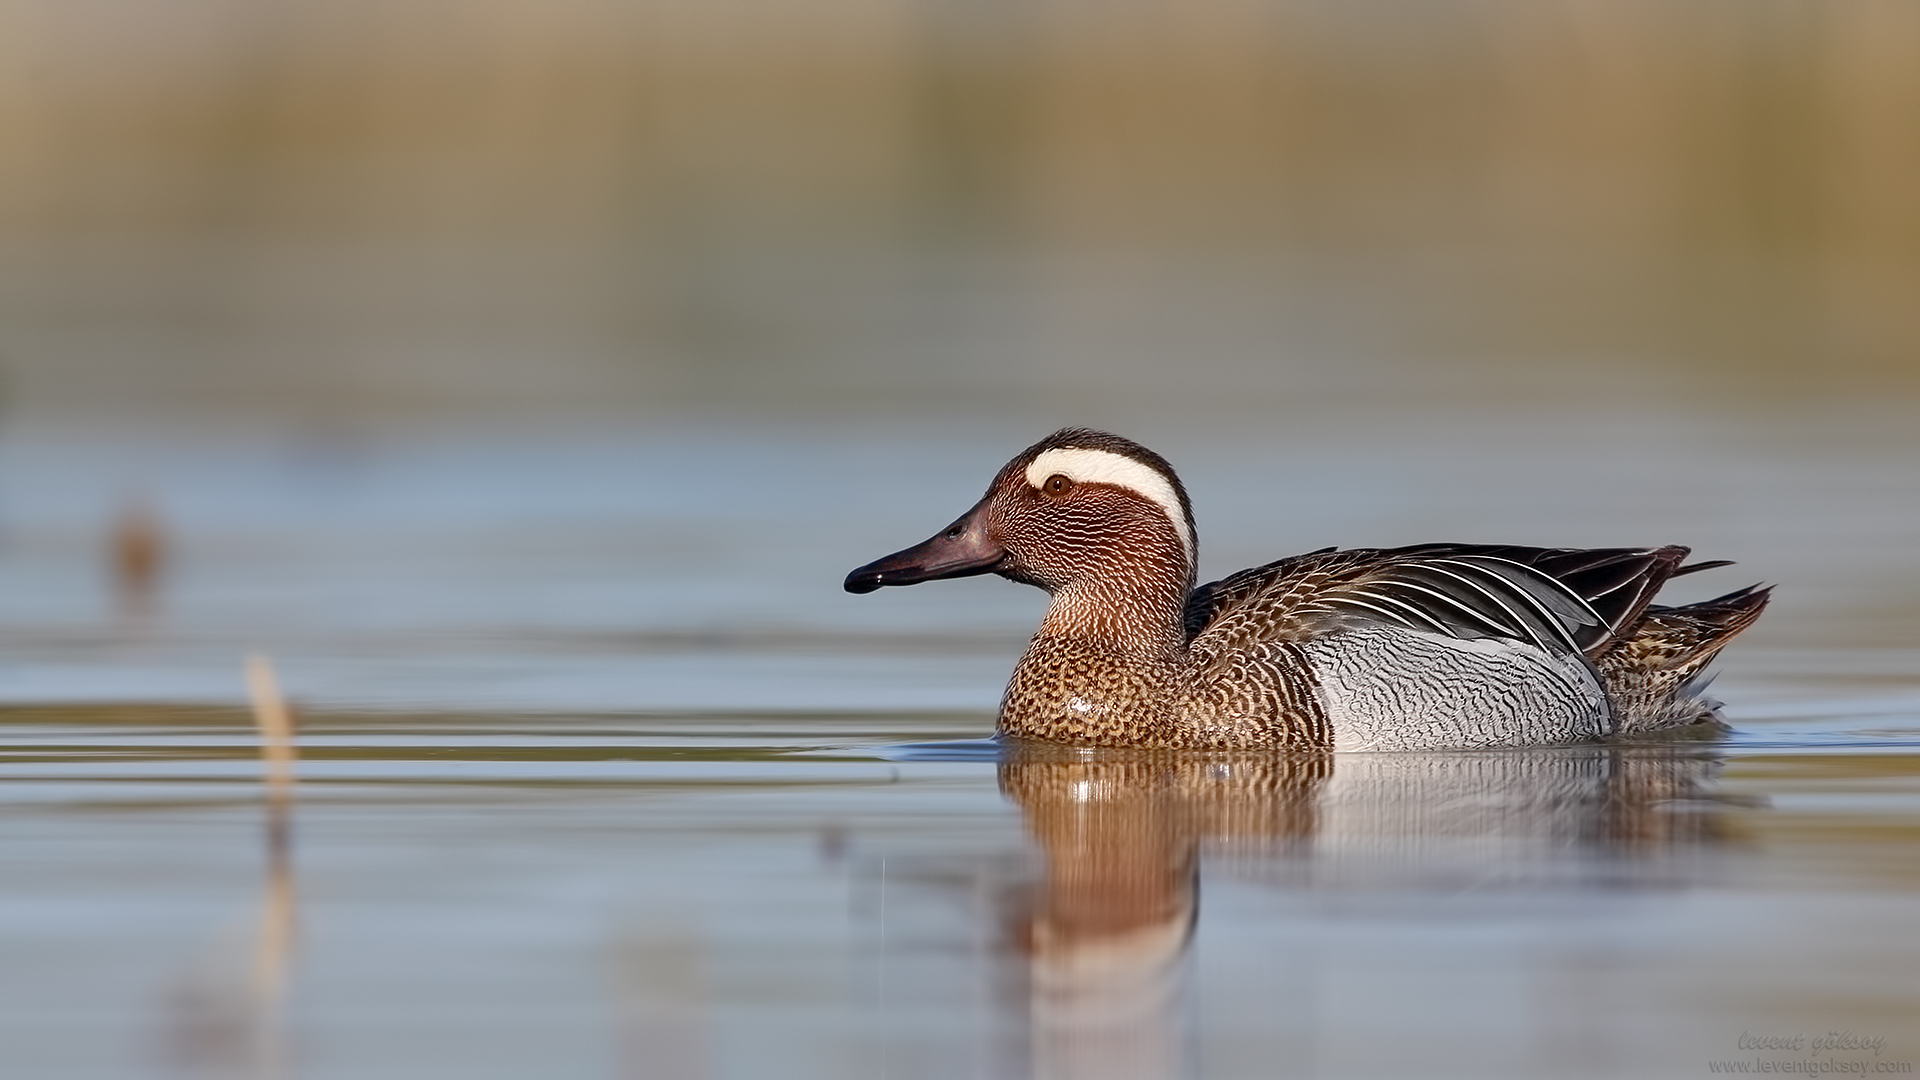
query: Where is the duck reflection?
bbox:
[993,742,1730,1080]
[996,749,1324,1080]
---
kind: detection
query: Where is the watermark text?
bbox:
[1709,1031,1908,1076]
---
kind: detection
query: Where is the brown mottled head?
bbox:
[844,428,1197,596]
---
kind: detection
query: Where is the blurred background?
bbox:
[2,0,1916,426]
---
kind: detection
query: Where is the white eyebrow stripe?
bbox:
[1025,447,1194,565]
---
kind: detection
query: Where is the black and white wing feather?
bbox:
[1185,544,1694,661]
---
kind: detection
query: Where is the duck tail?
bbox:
[1598,584,1772,732]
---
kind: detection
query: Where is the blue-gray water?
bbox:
[3,408,1919,1079]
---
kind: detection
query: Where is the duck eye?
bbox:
[1044,474,1073,496]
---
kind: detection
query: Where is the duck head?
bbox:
[844,429,1197,602]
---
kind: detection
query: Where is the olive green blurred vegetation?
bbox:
[0,0,1916,422]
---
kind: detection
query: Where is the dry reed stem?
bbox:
[244,654,299,1005]
[246,654,297,796]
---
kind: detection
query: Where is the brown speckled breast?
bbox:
[999,637,1181,746]
[998,635,1329,750]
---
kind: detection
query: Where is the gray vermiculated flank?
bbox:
[1300,626,1612,751]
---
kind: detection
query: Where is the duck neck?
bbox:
[1036,556,1192,663]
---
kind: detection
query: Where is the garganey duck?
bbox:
[845,429,1769,750]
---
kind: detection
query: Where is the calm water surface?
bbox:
[3,410,1919,1079]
